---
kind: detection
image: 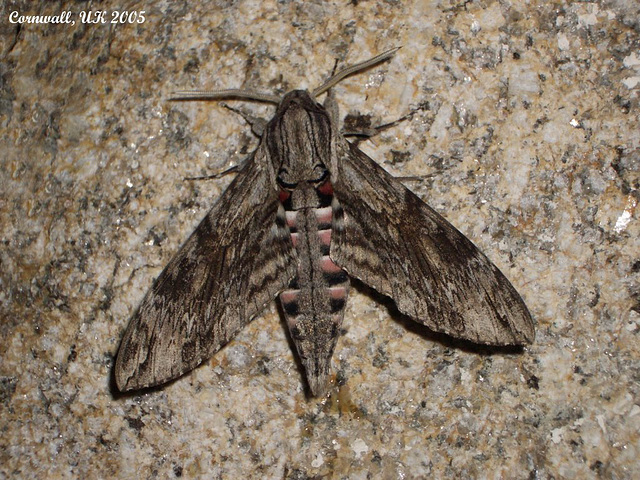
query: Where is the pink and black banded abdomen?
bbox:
[277,181,350,395]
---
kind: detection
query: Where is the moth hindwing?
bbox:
[115,49,534,396]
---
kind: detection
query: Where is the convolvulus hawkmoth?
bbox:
[115,49,534,396]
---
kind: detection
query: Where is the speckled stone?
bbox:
[1,0,638,478]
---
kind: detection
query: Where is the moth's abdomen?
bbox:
[278,182,350,395]
[280,205,349,315]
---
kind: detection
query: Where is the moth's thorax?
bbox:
[266,90,332,191]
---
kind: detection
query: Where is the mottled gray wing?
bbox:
[331,142,534,345]
[115,151,296,391]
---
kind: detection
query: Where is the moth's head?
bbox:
[265,90,332,189]
[276,89,323,113]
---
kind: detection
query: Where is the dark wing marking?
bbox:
[330,141,534,345]
[115,150,296,391]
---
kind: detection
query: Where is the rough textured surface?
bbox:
[1,0,638,478]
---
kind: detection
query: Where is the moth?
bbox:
[115,48,534,396]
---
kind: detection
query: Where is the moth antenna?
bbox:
[169,89,281,104]
[312,46,401,98]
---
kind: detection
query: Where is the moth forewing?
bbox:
[115,49,533,396]
[114,150,297,391]
[330,140,534,346]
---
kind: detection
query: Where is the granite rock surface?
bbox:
[1,1,638,478]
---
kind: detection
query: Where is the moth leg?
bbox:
[220,102,268,136]
[184,164,240,181]
[323,88,340,126]
[343,112,414,145]
[324,85,411,146]
[184,104,268,181]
